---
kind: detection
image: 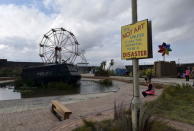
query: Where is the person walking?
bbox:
[185,68,191,81]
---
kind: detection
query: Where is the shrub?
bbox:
[140,69,154,78]
[74,103,177,131]
[94,69,110,76]
[14,77,23,88]
[0,67,22,77]
[99,79,113,86]
[47,81,73,90]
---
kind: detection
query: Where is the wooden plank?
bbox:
[51,100,72,120]
[51,105,63,121]
[52,100,71,113]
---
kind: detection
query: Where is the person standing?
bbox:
[191,68,194,86]
[185,68,191,81]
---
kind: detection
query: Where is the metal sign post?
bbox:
[131,59,140,131]
[131,0,141,131]
[121,0,152,130]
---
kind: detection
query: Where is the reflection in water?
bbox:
[0,80,122,100]
[0,85,21,100]
[80,80,118,94]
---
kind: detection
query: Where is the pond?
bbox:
[0,79,124,100]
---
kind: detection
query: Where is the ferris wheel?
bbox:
[39,28,79,64]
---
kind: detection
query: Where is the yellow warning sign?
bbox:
[121,19,152,59]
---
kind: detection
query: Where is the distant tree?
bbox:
[95,60,109,76]
[108,59,114,70]
[100,61,106,70]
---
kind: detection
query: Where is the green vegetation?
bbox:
[14,78,79,98]
[145,68,154,76]
[15,78,75,89]
[74,120,177,131]
[94,59,115,76]
[95,69,110,76]
[14,78,36,88]
[152,83,166,89]
[99,79,113,86]
[108,59,114,70]
[139,68,154,78]
[73,103,177,131]
[0,67,22,77]
[46,81,74,90]
[146,83,194,124]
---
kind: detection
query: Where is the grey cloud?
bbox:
[155,0,194,32]
[138,0,194,40]
[45,0,131,22]
[0,36,40,62]
[0,37,37,50]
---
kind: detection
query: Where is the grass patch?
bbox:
[146,83,194,124]
[152,83,166,89]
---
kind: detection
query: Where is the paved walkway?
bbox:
[81,74,194,85]
[0,76,194,131]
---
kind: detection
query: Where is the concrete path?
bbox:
[81,74,194,85]
[0,80,15,84]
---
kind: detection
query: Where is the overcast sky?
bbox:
[0,0,194,67]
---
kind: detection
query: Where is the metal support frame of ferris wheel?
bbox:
[39,28,79,64]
